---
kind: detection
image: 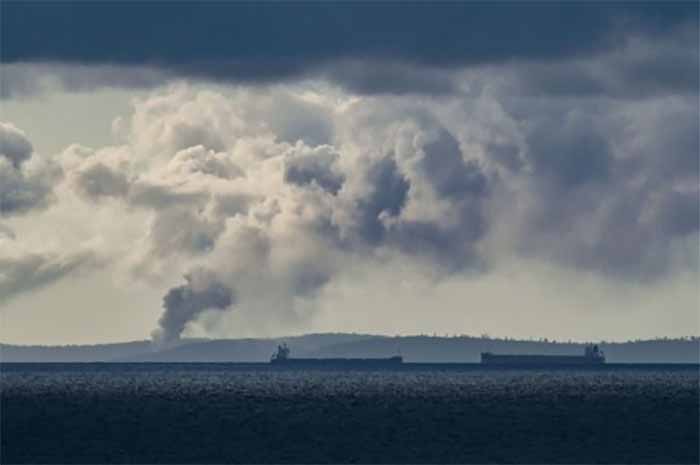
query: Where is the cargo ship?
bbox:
[481,344,606,366]
[270,343,403,367]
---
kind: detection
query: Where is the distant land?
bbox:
[1,334,698,363]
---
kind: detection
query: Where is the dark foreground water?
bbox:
[1,363,698,464]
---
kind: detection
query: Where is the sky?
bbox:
[0,2,698,345]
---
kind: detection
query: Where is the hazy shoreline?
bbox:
[2,333,698,363]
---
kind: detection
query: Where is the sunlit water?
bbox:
[2,363,698,463]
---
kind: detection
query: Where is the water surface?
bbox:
[2,363,697,463]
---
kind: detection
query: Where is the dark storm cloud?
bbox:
[497,96,700,280]
[322,61,458,96]
[389,219,486,274]
[418,128,488,199]
[354,156,410,245]
[392,128,489,272]
[656,190,700,237]
[2,2,695,95]
[506,22,699,99]
[526,111,612,187]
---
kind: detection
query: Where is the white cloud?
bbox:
[1,76,696,343]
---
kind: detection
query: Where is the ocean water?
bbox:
[1,363,698,463]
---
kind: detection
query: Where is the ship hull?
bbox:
[270,357,403,367]
[481,354,605,366]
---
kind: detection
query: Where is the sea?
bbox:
[1,363,698,464]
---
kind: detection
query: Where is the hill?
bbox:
[1,334,697,363]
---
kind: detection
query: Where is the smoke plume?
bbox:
[152,269,234,345]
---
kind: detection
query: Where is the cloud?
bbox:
[1,0,697,346]
[0,63,170,99]
[0,122,33,167]
[526,109,612,187]
[346,156,410,245]
[0,223,16,240]
[73,161,130,200]
[491,22,699,100]
[321,61,458,96]
[284,144,345,195]
[2,78,697,340]
[0,247,98,303]
[167,145,244,180]
[0,122,59,215]
[86,85,700,336]
[132,206,225,279]
[480,94,699,279]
